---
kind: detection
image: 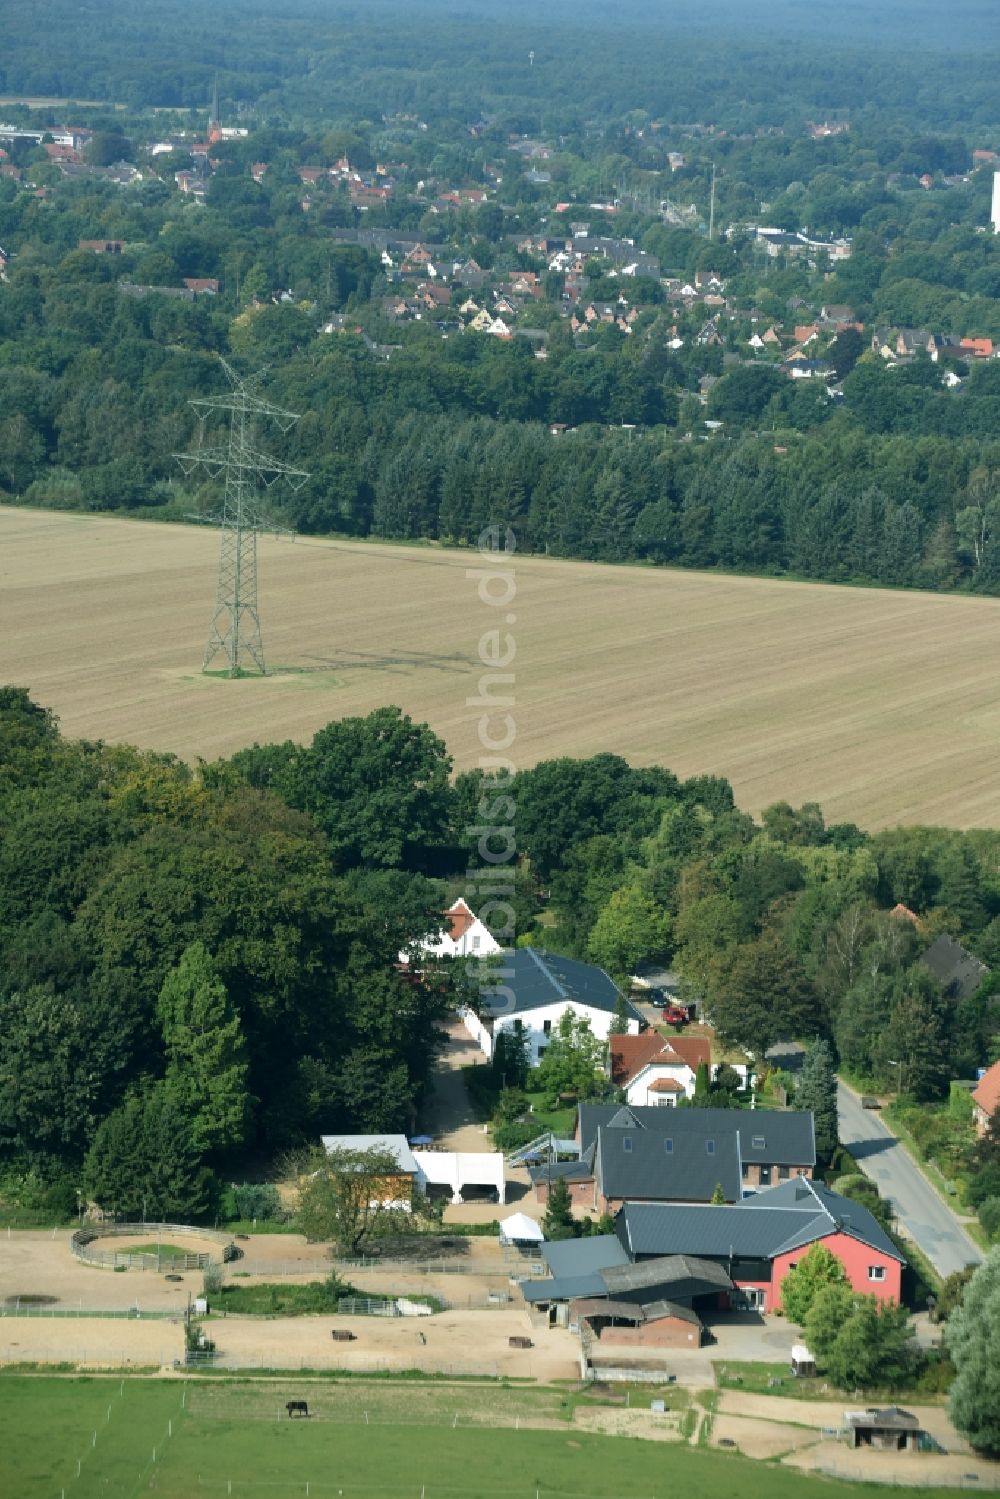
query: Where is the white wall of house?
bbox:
[402,900,502,964]
[625,1062,696,1107]
[494,1000,639,1067]
[461,1005,495,1058]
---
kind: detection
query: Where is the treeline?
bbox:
[3,264,1000,590]
[0,694,457,1219]
[180,722,1000,1099]
[0,0,994,132]
[3,688,1000,1218]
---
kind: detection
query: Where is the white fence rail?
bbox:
[237,1258,509,1278]
[0,1303,178,1320]
[72,1222,238,1272]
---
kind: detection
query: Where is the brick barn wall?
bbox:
[771,1232,902,1311]
[742,1164,813,1187]
[597,1319,701,1349]
[533,1179,595,1209]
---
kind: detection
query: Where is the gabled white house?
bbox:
[609,1032,711,1107]
[463,948,643,1067]
[401,898,502,965]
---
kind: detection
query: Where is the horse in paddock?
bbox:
[286,1400,309,1418]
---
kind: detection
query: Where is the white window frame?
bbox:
[868,1265,886,1282]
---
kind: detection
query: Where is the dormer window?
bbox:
[752,1135,765,1150]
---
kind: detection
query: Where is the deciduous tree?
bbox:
[295,1144,410,1253]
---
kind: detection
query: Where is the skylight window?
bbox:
[706,1139,715,1155]
[623,1136,633,1153]
[664,1139,673,1155]
[752,1135,765,1150]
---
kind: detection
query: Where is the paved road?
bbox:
[837,1081,983,1280]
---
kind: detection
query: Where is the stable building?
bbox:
[617,1177,905,1311]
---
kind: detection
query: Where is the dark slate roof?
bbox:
[920,935,989,1003]
[521,1272,606,1303]
[528,1158,592,1185]
[619,1178,904,1264]
[846,1407,920,1431]
[595,1124,742,1204]
[601,1254,733,1298]
[541,1235,629,1279]
[578,1103,815,1167]
[478,948,644,1024]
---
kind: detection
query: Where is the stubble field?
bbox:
[3,505,1000,829]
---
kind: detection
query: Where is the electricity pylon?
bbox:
[175,359,308,677]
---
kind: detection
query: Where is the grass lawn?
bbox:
[213,1280,346,1317]
[0,1374,963,1499]
[210,1282,444,1317]
[714,1361,949,1407]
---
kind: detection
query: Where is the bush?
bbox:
[978,1196,1000,1241]
[39,1180,79,1218]
[492,1119,539,1151]
[967,1163,1000,1209]
[915,1350,956,1394]
[227,1182,286,1222]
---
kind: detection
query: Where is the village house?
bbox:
[462,948,642,1066]
[531,1118,742,1214]
[530,1103,815,1213]
[920,934,990,1005]
[609,1031,712,1106]
[404,897,501,963]
[580,1104,815,1190]
[971,1057,1000,1136]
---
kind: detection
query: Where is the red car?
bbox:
[661,1004,688,1026]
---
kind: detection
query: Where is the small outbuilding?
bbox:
[845,1406,925,1451]
[499,1213,544,1247]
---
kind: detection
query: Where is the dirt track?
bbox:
[0,1318,183,1367]
[209,1309,579,1379]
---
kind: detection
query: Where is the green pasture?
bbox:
[0,1375,960,1499]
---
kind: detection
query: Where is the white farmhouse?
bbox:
[462,947,643,1066]
[609,1032,711,1106]
[402,897,502,963]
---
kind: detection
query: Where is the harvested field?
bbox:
[5,505,1000,827]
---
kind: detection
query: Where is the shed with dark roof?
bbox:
[920,935,989,1004]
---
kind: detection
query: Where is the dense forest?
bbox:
[2,686,999,1220]
[1,0,996,130]
[1,161,1000,589]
